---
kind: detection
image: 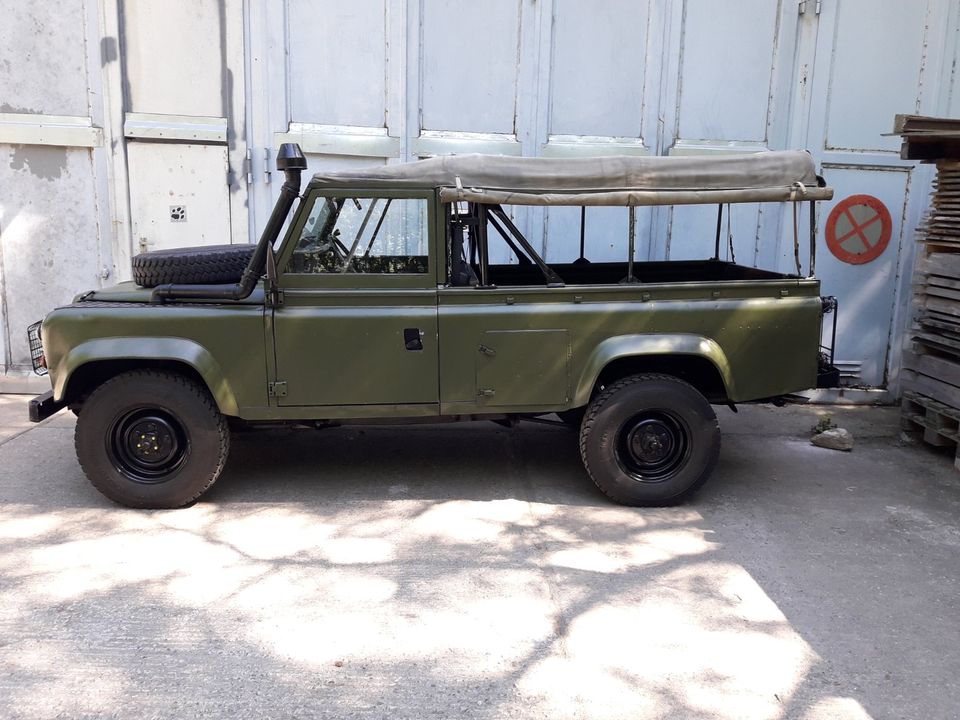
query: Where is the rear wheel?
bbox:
[579,373,720,506]
[75,370,229,508]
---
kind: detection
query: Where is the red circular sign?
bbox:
[825,194,892,265]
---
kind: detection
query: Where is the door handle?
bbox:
[403,328,424,351]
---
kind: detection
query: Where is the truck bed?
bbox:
[484,259,793,287]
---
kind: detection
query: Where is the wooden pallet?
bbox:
[901,390,960,470]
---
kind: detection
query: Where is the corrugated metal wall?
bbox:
[2,0,959,396]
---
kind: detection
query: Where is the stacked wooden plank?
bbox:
[897,116,960,468]
[894,114,960,161]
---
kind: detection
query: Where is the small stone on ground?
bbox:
[811,427,854,451]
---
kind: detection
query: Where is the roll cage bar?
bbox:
[447,197,822,289]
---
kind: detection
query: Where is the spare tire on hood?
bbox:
[132,244,256,288]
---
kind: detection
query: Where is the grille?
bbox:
[26,321,47,376]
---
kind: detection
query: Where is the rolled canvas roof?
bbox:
[308,150,833,206]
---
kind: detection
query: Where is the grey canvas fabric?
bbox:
[309,150,833,206]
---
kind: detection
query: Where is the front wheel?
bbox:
[579,374,720,506]
[75,370,230,508]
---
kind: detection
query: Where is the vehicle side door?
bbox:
[271,189,439,410]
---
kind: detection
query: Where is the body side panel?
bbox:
[42,304,267,415]
[438,282,822,412]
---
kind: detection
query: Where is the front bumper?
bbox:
[29,390,65,423]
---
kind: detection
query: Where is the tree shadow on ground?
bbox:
[1,411,959,718]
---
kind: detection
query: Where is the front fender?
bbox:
[572,333,735,407]
[52,336,240,416]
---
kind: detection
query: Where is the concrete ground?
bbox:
[0,395,958,720]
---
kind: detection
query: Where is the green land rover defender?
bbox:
[27,145,838,508]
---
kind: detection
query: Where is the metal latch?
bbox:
[268,381,287,398]
[477,388,496,398]
[478,344,497,357]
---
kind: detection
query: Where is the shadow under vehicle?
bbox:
[26,144,838,508]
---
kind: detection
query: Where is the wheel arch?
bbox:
[572,334,735,407]
[53,337,240,416]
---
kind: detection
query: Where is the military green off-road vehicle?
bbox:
[27,144,838,508]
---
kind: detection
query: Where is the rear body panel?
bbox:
[438,280,821,414]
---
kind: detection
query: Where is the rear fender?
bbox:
[52,337,239,416]
[572,334,734,406]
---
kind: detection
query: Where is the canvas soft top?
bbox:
[308,150,834,206]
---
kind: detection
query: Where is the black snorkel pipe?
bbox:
[151,143,308,303]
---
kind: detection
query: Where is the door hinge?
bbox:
[264,148,272,184]
[268,381,287,398]
[798,0,821,14]
[245,148,253,185]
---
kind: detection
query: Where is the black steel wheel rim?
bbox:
[107,407,189,484]
[615,410,691,483]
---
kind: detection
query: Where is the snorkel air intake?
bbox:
[151,143,308,302]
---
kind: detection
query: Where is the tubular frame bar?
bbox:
[622,206,639,284]
[579,206,587,261]
[486,210,533,265]
[488,205,564,286]
[808,199,817,277]
[714,204,723,260]
[477,205,491,287]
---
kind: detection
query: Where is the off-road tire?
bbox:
[132,244,255,288]
[75,370,230,508]
[579,373,720,506]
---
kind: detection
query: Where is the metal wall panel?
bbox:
[121,0,225,117]
[807,166,909,386]
[822,0,927,153]
[127,143,232,253]
[548,0,650,140]
[675,0,782,144]
[288,0,388,128]
[420,0,521,135]
[663,0,797,266]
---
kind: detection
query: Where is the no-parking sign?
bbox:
[824,194,892,265]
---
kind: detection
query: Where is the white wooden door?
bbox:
[802,0,946,387]
[121,0,247,256]
[655,0,801,268]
